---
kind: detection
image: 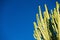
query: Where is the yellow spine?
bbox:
[33,1,60,40]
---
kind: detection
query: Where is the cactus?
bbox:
[33,1,60,40]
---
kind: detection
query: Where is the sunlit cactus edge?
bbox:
[33,1,60,40]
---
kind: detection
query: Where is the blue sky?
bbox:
[0,0,60,40]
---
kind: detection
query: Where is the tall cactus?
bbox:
[33,1,60,40]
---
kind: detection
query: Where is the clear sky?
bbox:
[0,0,60,40]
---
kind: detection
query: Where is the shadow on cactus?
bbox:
[33,1,60,40]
